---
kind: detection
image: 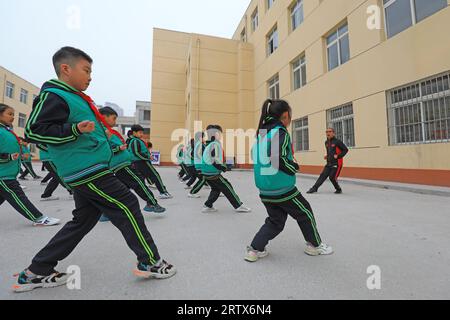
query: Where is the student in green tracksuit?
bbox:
[98,106,165,218]
[18,139,41,180]
[13,47,175,293]
[183,138,198,189]
[201,125,251,214]
[176,144,187,180]
[246,99,334,263]
[128,125,172,200]
[188,132,208,198]
[0,104,60,227]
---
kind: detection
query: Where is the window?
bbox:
[240,28,247,42]
[251,8,259,32]
[267,0,275,10]
[143,128,151,135]
[293,117,309,151]
[18,113,27,128]
[327,103,355,147]
[143,110,151,121]
[388,72,450,145]
[292,55,307,90]
[5,81,14,99]
[268,74,280,99]
[326,23,350,71]
[20,89,28,104]
[290,0,304,31]
[267,25,279,56]
[383,0,447,38]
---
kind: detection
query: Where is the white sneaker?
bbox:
[235,205,252,213]
[33,216,61,227]
[21,186,27,190]
[40,196,59,202]
[188,193,201,199]
[149,184,157,190]
[159,192,173,200]
[304,243,334,256]
[245,247,269,263]
[202,206,218,213]
[184,185,193,190]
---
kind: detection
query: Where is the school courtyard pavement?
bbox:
[1,164,450,300]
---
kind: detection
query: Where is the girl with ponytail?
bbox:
[247,99,333,262]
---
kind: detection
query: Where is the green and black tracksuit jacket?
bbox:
[0,123,44,222]
[25,79,113,187]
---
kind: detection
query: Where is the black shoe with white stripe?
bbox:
[13,270,69,293]
[133,260,177,279]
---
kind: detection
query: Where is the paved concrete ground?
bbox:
[1,164,450,300]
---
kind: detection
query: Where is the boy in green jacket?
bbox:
[98,106,165,215]
[128,125,172,199]
[13,47,176,293]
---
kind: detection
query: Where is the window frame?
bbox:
[266,25,279,56]
[18,113,27,128]
[5,81,15,99]
[251,8,259,32]
[292,116,309,152]
[268,74,280,100]
[290,0,304,32]
[383,0,448,39]
[327,103,356,148]
[326,23,350,71]
[20,88,28,104]
[292,54,307,91]
[387,72,450,145]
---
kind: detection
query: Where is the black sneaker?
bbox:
[13,270,69,293]
[335,190,343,194]
[306,189,317,194]
[133,260,177,279]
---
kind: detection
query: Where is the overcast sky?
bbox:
[0,0,249,115]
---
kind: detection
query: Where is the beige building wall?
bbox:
[151,29,255,165]
[0,66,40,159]
[152,0,450,186]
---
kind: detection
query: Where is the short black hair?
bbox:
[148,142,153,149]
[99,107,118,117]
[131,125,145,133]
[206,125,223,140]
[0,103,13,115]
[53,47,93,77]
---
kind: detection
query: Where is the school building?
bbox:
[0,65,40,158]
[150,0,450,187]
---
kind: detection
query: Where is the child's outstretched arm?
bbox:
[272,129,299,176]
[25,93,84,145]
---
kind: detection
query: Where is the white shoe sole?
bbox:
[13,275,69,293]
[245,252,269,263]
[133,268,177,280]
[33,221,61,227]
[304,247,334,256]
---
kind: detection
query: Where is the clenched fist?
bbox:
[77,121,96,133]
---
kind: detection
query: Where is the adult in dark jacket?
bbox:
[307,128,348,194]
